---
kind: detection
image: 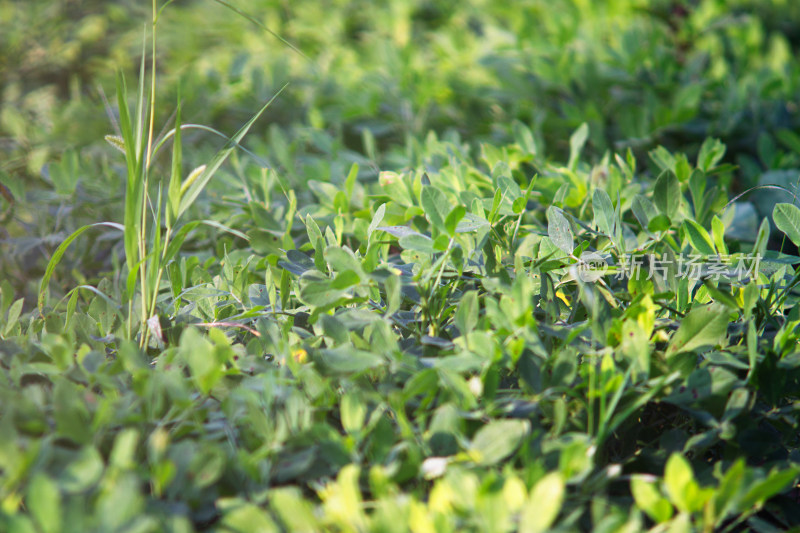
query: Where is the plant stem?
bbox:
[139,0,159,348]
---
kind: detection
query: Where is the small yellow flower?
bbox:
[292,348,308,364]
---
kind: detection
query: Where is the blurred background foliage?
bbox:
[2,0,800,302]
[3,1,800,531]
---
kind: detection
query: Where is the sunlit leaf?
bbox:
[547,206,574,255]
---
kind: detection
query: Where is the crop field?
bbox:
[3,0,800,531]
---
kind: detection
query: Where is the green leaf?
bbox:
[469,419,529,466]
[650,146,676,174]
[330,271,359,292]
[58,446,104,493]
[305,215,326,271]
[116,71,145,278]
[340,392,367,434]
[421,186,450,234]
[3,297,23,338]
[512,196,527,214]
[249,228,284,256]
[753,217,771,258]
[714,459,746,523]
[664,453,695,513]
[513,120,539,157]
[6,515,37,533]
[345,162,358,201]
[722,388,749,422]
[773,203,800,247]
[27,473,62,533]
[547,207,574,254]
[444,205,466,237]
[456,212,490,233]
[674,153,692,182]
[497,173,522,201]
[654,171,681,219]
[682,219,716,255]
[218,501,279,533]
[712,216,728,255]
[318,465,367,529]
[180,327,222,394]
[557,435,593,480]
[379,171,414,207]
[666,304,730,357]
[377,226,425,239]
[697,137,726,172]
[166,100,182,229]
[648,214,672,233]
[592,189,615,236]
[318,345,384,374]
[455,290,479,335]
[436,234,451,253]
[298,279,347,308]
[324,246,364,278]
[368,203,386,240]
[631,476,673,523]
[568,122,589,170]
[320,314,349,345]
[98,474,147,531]
[740,467,800,510]
[191,445,226,489]
[269,488,320,532]
[383,273,401,316]
[520,472,565,533]
[279,249,315,276]
[632,194,658,231]
[398,233,435,254]
[703,280,740,310]
[109,428,139,469]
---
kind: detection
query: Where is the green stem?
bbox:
[139,0,159,348]
[428,238,454,303]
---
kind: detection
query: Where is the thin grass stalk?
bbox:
[137,0,162,348]
[39,0,279,345]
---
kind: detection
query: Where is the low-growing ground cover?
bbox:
[2,0,800,531]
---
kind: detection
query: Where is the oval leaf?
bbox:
[631,476,673,523]
[682,219,716,256]
[469,419,530,466]
[456,212,489,233]
[520,472,565,533]
[592,189,615,236]
[421,186,450,234]
[773,203,800,248]
[547,207,574,255]
[654,171,681,219]
[666,304,730,357]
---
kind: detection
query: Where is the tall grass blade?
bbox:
[167,101,182,230]
[151,124,272,169]
[116,72,144,279]
[162,220,249,263]
[38,223,125,315]
[176,84,287,220]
